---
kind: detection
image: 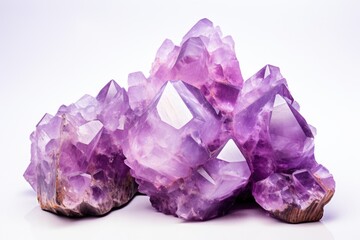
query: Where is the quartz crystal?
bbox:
[124,19,334,222]
[124,80,250,220]
[128,18,243,116]
[233,65,335,223]
[24,18,335,223]
[124,19,251,220]
[23,81,137,216]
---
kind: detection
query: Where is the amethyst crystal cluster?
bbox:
[233,65,335,222]
[24,19,334,223]
[24,81,137,216]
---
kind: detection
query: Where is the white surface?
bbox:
[0,0,359,239]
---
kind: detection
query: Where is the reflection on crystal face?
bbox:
[217,139,246,163]
[197,167,216,185]
[156,81,193,129]
[78,120,103,145]
[264,65,271,79]
[270,94,307,142]
[273,94,287,108]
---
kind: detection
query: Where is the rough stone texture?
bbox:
[24,80,137,216]
[233,65,335,223]
[123,80,250,220]
[253,165,334,223]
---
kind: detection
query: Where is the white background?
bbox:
[0,0,359,239]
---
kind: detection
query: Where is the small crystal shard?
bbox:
[23,80,137,216]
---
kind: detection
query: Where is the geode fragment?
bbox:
[24,81,137,216]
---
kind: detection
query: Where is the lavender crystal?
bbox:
[124,19,335,222]
[233,65,335,222]
[128,18,243,116]
[24,81,137,216]
[124,80,250,220]
[24,18,335,223]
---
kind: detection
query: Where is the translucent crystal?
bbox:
[23,81,137,216]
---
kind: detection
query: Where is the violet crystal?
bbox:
[128,18,242,116]
[124,19,251,220]
[124,80,250,220]
[23,81,137,216]
[124,19,335,222]
[233,65,335,222]
[24,18,335,223]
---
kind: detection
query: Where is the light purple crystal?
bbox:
[128,18,243,116]
[24,18,335,223]
[124,80,250,220]
[233,65,335,222]
[24,80,137,216]
[124,19,335,223]
[253,165,334,223]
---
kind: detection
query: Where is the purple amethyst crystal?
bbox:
[233,65,335,223]
[23,18,335,223]
[253,165,334,223]
[128,18,243,116]
[123,19,250,220]
[124,19,334,223]
[124,80,250,220]
[23,80,137,216]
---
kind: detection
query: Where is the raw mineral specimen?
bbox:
[23,81,137,216]
[24,18,335,223]
[124,19,335,222]
[123,80,250,220]
[233,65,335,223]
[128,18,243,116]
[124,19,251,220]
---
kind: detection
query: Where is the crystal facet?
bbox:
[23,80,137,216]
